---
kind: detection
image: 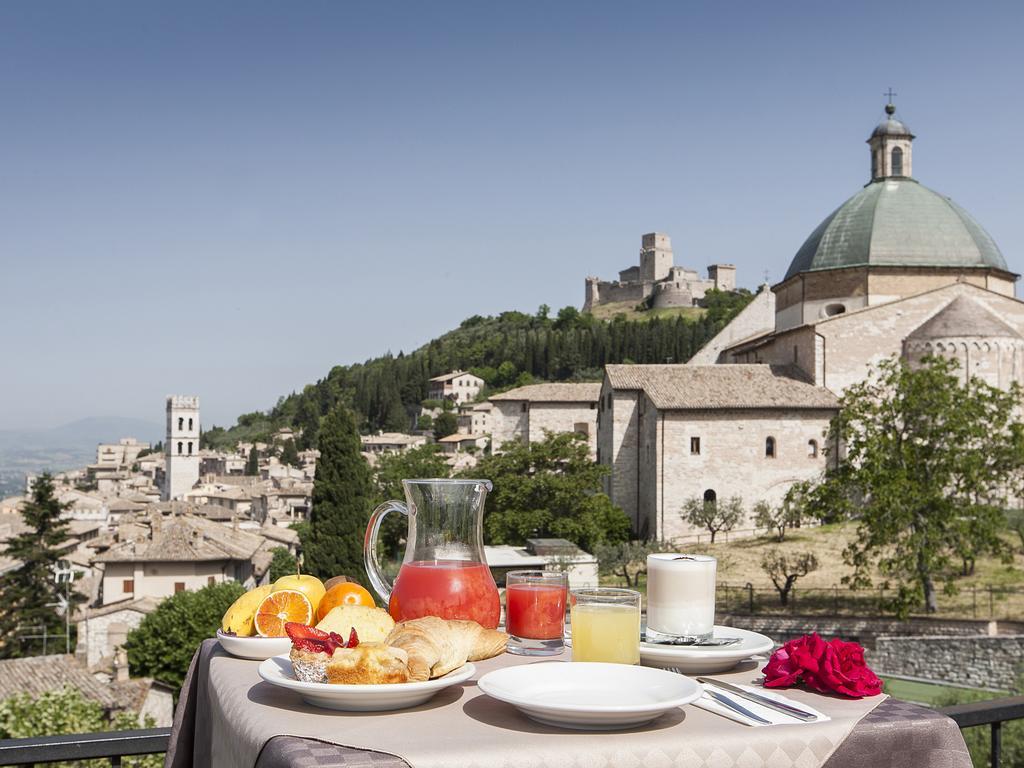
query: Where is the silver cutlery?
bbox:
[647,636,743,647]
[702,688,772,725]
[695,677,818,722]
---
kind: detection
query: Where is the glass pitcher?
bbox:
[363,478,501,629]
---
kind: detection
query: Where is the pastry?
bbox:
[385,617,508,682]
[325,644,410,684]
[316,604,395,643]
[286,622,358,683]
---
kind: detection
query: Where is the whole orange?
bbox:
[316,582,376,621]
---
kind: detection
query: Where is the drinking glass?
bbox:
[644,554,716,643]
[505,570,568,656]
[569,587,641,664]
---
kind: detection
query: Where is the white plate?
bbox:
[477,662,702,730]
[565,625,775,674]
[216,630,292,660]
[638,626,774,673]
[258,654,476,711]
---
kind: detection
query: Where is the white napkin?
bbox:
[692,683,831,727]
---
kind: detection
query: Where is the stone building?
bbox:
[489,383,601,456]
[428,371,484,404]
[601,100,1021,540]
[584,233,736,311]
[598,365,837,539]
[164,395,200,501]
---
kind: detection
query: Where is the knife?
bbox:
[703,689,772,725]
[696,677,818,722]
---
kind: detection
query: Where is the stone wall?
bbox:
[689,287,775,365]
[871,635,1024,690]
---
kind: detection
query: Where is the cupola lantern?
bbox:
[867,93,914,181]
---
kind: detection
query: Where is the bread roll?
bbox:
[386,617,508,682]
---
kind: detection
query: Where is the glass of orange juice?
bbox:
[569,588,641,664]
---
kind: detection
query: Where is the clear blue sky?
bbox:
[2,1,1022,430]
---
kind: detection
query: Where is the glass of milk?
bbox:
[644,554,716,643]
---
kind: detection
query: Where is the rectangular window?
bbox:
[690,437,701,455]
[793,345,799,364]
[174,582,186,593]
[574,422,590,438]
[208,576,216,586]
[123,579,134,593]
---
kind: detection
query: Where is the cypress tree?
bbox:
[303,403,372,582]
[0,473,76,657]
[244,446,260,476]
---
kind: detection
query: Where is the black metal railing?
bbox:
[0,700,1022,767]
[0,727,169,766]
[939,696,1024,768]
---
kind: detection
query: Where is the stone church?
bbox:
[599,101,1021,541]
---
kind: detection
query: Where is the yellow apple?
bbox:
[272,573,326,614]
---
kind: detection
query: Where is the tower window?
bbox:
[188,418,193,431]
[765,436,776,458]
[703,489,717,504]
[872,150,879,179]
[808,439,819,458]
[187,441,193,455]
[178,417,184,430]
[690,437,701,455]
[891,146,903,176]
[177,441,183,455]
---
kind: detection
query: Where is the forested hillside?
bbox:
[203,290,754,449]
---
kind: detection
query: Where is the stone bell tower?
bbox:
[868,92,914,181]
[164,395,200,501]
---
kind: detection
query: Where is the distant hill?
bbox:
[0,417,162,498]
[203,291,755,451]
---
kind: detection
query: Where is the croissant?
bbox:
[385,617,508,681]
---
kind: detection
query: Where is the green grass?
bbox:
[880,678,1002,706]
[585,300,706,322]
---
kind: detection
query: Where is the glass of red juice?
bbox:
[504,570,568,656]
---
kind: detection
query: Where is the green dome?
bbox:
[784,179,1007,281]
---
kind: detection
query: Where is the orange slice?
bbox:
[254,589,313,637]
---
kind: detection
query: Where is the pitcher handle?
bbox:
[364,499,408,605]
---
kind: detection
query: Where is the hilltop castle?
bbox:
[584,233,736,311]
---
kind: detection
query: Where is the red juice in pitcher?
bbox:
[388,560,501,629]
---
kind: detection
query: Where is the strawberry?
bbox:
[348,628,359,648]
[285,622,329,642]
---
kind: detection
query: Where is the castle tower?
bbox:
[639,233,673,282]
[868,95,914,180]
[164,395,200,501]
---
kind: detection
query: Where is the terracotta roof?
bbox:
[75,595,161,622]
[437,433,487,442]
[429,370,475,383]
[604,364,839,410]
[94,514,265,563]
[489,383,602,403]
[0,655,122,710]
[906,296,1022,341]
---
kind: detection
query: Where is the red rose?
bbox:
[761,633,882,699]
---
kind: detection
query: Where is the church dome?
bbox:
[783,179,1008,281]
[871,116,912,137]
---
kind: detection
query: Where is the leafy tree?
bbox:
[467,432,630,552]
[753,487,805,542]
[244,447,260,476]
[804,356,1021,616]
[0,474,77,658]
[1007,509,1024,554]
[279,439,299,468]
[681,495,744,543]
[760,550,819,606]
[594,540,657,588]
[125,582,244,689]
[303,404,373,582]
[0,687,160,767]
[294,396,321,451]
[268,547,299,582]
[416,413,434,431]
[433,412,458,440]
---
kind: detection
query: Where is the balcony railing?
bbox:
[0,699,1020,767]
[0,727,169,766]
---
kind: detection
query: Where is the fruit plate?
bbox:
[216,630,292,661]
[565,625,775,674]
[257,654,476,711]
[477,661,702,730]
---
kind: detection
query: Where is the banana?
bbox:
[221,584,273,636]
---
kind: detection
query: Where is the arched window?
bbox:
[703,489,717,504]
[187,441,193,455]
[188,418,193,431]
[871,150,879,179]
[177,441,183,455]
[808,439,819,458]
[891,146,903,176]
[765,436,776,458]
[178,417,184,430]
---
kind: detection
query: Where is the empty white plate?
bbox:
[216,630,292,660]
[477,661,702,730]
[258,654,475,711]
